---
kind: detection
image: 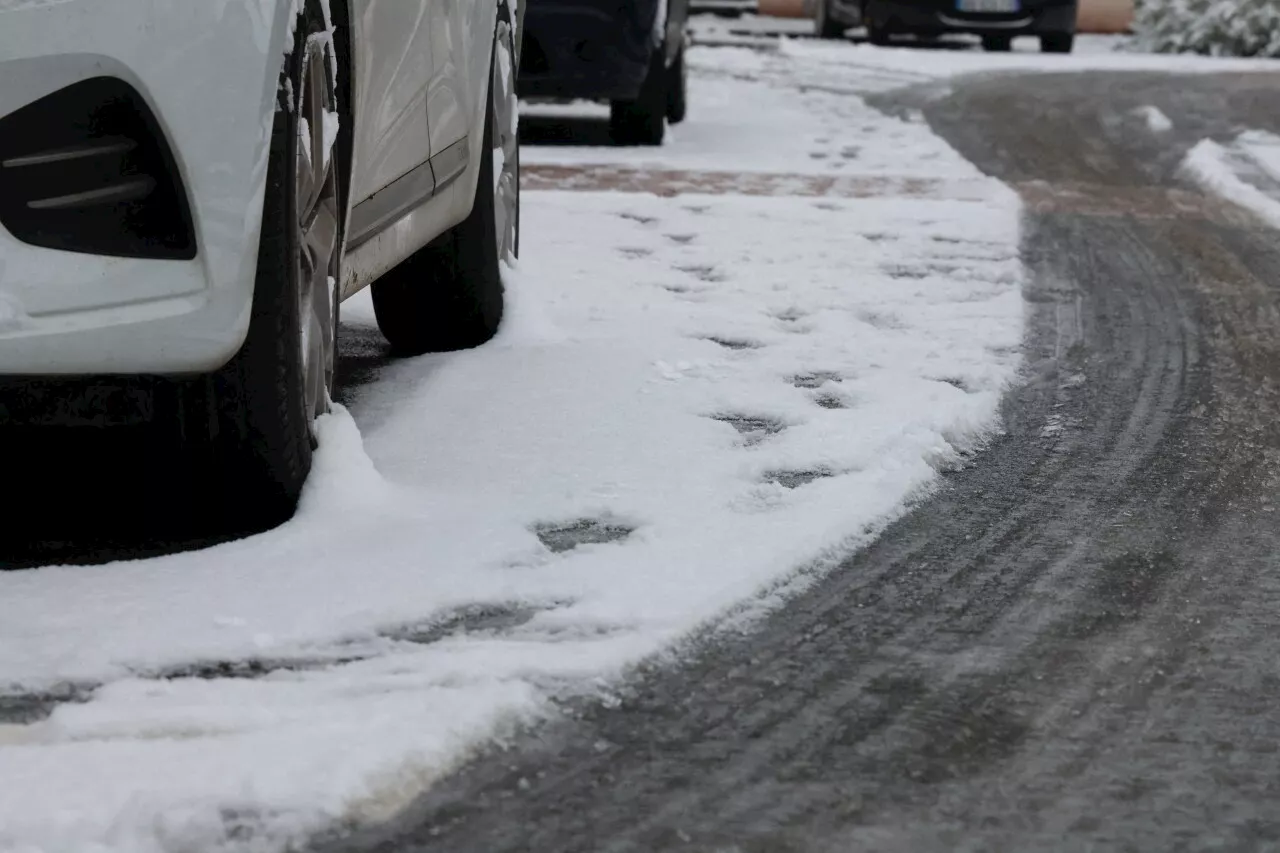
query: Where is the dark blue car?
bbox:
[518,0,690,144]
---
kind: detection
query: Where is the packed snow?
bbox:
[3,24,1271,853]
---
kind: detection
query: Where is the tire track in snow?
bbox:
[315,71,1280,853]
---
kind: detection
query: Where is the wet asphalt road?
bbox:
[318,72,1280,852]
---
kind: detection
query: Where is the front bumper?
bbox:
[865,0,1077,35]
[0,0,296,376]
[518,0,661,101]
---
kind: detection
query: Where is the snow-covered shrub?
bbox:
[1133,0,1280,57]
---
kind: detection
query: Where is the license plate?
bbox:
[956,0,1020,12]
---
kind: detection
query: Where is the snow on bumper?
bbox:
[0,0,297,374]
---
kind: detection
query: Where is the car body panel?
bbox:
[348,0,436,205]
[342,0,500,297]
[426,0,470,154]
[0,0,293,374]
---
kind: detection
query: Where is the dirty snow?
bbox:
[4,27,1267,853]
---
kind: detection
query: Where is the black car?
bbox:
[518,0,690,144]
[815,0,1077,53]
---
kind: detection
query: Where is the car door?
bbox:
[347,0,436,244]
[423,0,473,187]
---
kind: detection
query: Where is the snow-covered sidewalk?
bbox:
[2,37,1045,853]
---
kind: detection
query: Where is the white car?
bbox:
[0,0,521,523]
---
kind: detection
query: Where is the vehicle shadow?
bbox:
[519,113,614,147]
[335,320,398,405]
[0,318,395,571]
[0,419,250,570]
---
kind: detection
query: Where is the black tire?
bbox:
[1041,33,1074,53]
[202,0,342,526]
[866,22,890,46]
[982,34,1013,51]
[815,0,847,39]
[371,32,515,354]
[611,46,667,146]
[666,46,688,124]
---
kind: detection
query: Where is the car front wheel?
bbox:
[197,0,343,527]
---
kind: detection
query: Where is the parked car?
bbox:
[815,0,1077,53]
[518,0,690,145]
[0,0,522,523]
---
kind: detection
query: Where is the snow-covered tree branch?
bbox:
[1134,0,1280,57]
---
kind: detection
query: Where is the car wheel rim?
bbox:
[296,33,340,423]
[491,22,519,263]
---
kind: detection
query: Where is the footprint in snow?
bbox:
[773,307,810,333]
[665,287,709,303]
[932,376,975,393]
[791,371,843,389]
[0,684,95,726]
[618,247,652,259]
[882,264,933,280]
[384,602,560,645]
[704,336,762,351]
[533,518,636,553]
[619,212,659,226]
[855,308,906,330]
[676,264,727,283]
[813,393,847,410]
[155,656,362,681]
[762,469,834,489]
[711,414,787,446]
